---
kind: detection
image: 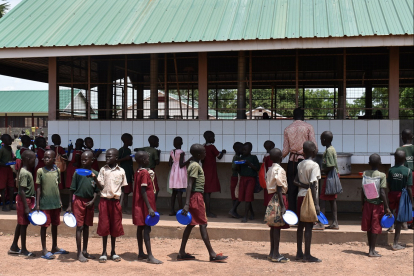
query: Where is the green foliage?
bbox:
[0,1,9,18]
[399,87,414,118]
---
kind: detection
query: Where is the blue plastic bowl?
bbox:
[5,161,16,166]
[317,212,329,225]
[28,211,47,226]
[145,212,160,226]
[234,160,246,165]
[176,209,192,225]
[76,168,92,176]
[381,214,395,228]
[94,149,105,152]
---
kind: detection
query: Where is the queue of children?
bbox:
[2,124,413,264]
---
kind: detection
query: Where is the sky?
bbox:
[0,0,48,91]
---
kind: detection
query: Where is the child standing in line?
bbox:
[66,138,84,189]
[168,137,192,216]
[294,141,321,262]
[136,135,161,200]
[238,142,260,223]
[133,151,162,264]
[84,137,102,172]
[265,148,289,263]
[66,151,100,262]
[36,150,68,260]
[202,130,226,218]
[15,135,33,172]
[34,136,47,190]
[263,140,276,206]
[388,150,413,251]
[118,133,134,213]
[9,150,36,257]
[0,134,15,211]
[177,144,228,262]
[396,129,414,229]
[317,131,340,230]
[361,154,391,257]
[96,148,128,263]
[50,134,67,190]
[228,142,243,218]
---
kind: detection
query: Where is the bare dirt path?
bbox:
[0,234,412,276]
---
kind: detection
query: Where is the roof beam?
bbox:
[0,35,412,59]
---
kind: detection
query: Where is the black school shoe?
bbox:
[209,253,228,262]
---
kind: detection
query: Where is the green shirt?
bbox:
[70,169,100,199]
[19,168,35,198]
[239,155,260,177]
[387,165,413,192]
[322,146,338,171]
[36,167,61,210]
[188,161,205,193]
[0,146,12,164]
[231,155,241,177]
[16,149,21,160]
[397,145,414,171]
[119,147,134,183]
[363,170,387,205]
[137,147,159,169]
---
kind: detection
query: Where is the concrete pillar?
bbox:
[198,52,208,120]
[48,57,57,121]
[389,47,399,120]
[136,83,144,119]
[365,84,372,118]
[150,54,158,119]
[237,51,246,119]
[336,50,346,119]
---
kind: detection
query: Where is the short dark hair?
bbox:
[293,108,304,120]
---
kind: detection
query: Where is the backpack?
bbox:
[396,169,413,223]
[361,173,381,200]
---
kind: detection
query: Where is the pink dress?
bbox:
[168,149,187,189]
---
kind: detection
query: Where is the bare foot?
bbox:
[392,244,405,251]
[368,251,381,257]
[303,255,322,262]
[78,253,89,263]
[138,253,149,260]
[147,256,163,264]
[295,253,304,260]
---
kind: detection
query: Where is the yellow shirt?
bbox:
[97,165,128,199]
[265,163,288,194]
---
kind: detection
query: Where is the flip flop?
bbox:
[83,253,95,259]
[99,255,107,263]
[41,252,55,260]
[7,249,21,255]
[22,252,36,257]
[53,248,69,254]
[271,256,290,263]
[177,253,196,261]
[209,253,228,262]
[111,254,121,262]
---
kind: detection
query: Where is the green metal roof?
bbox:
[0,0,412,49]
[0,90,78,113]
[0,90,49,113]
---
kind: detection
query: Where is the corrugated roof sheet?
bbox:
[0,90,78,113]
[0,90,48,113]
[0,0,412,49]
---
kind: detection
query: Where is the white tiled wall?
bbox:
[48,120,400,164]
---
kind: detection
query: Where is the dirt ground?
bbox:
[0,234,413,276]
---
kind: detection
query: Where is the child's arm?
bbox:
[120,188,125,207]
[217,150,226,160]
[277,186,286,214]
[141,186,155,217]
[73,152,81,167]
[86,192,98,209]
[310,180,320,215]
[245,159,259,171]
[19,187,31,216]
[0,150,5,166]
[36,186,41,212]
[155,150,161,165]
[66,190,74,213]
[89,172,104,190]
[169,155,173,167]
[380,188,391,215]
[293,174,309,189]
[179,152,193,168]
[361,189,365,211]
[182,176,195,215]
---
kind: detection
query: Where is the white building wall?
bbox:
[48,120,400,165]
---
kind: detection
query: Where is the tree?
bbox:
[399,87,414,118]
[0,1,9,18]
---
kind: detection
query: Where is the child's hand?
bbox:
[87,172,97,179]
[36,204,40,212]
[148,208,155,217]
[181,204,189,216]
[85,200,94,209]
[222,149,226,154]
[281,205,286,215]
[315,205,320,215]
[385,208,391,216]
[66,205,72,213]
